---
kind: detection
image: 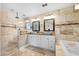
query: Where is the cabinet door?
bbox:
[28,35,33,45]
[35,35,41,47]
[28,35,41,47]
[28,35,37,46]
[28,35,32,44]
[41,35,49,49]
[48,37,55,51]
[31,35,37,46]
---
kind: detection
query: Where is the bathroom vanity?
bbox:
[27,34,55,51]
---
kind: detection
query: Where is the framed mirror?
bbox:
[44,19,55,31]
[32,21,40,31]
[25,22,32,30]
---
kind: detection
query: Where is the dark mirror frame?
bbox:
[32,21,40,32]
[44,18,55,31]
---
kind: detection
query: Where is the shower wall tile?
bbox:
[1,10,16,25]
[0,27,1,56]
[60,25,74,35]
[1,27,18,56]
[0,9,18,55]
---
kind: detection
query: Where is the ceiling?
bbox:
[2,3,74,18]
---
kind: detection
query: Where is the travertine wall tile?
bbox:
[60,25,73,35]
[55,6,79,41]
[1,27,18,55]
[0,27,1,56]
[0,9,18,55]
[1,10,16,25]
[29,5,79,41]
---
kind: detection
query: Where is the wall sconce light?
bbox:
[74,4,79,12]
[18,21,23,24]
[44,15,54,19]
[32,18,40,21]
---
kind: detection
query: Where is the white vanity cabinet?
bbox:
[48,37,55,51]
[28,35,37,46]
[27,35,33,45]
[40,35,49,49]
[41,35,55,51]
[35,35,41,47]
[28,34,55,51]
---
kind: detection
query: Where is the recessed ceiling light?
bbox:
[44,15,54,19]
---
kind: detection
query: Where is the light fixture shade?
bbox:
[74,4,79,11]
[44,15,54,19]
[32,18,40,21]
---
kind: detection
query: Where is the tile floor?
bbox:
[19,45,55,56]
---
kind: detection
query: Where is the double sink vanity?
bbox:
[19,31,55,51]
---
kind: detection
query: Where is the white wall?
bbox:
[1,3,73,17]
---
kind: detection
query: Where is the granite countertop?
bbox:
[20,30,55,36]
[26,33,54,35]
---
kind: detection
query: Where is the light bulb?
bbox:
[75,4,79,10]
[44,15,54,19]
